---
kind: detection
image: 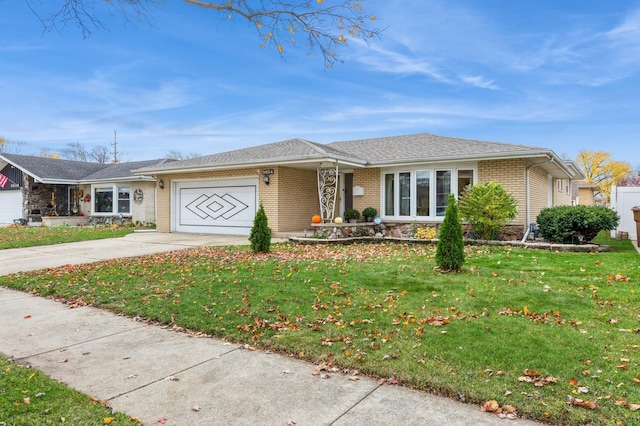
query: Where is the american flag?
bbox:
[0,173,8,189]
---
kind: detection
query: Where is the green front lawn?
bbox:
[0,226,134,250]
[0,357,137,425]
[1,234,638,425]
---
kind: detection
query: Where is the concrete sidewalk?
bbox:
[0,233,540,425]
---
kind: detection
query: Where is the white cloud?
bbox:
[459,75,499,90]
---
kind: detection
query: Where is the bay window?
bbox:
[382,167,475,219]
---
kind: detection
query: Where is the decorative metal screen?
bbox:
[317,166,338,222]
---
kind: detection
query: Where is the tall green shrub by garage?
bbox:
[458,181,517,240]
[436,194,465,271]
[536,205,619,244]
[249,203,271,253]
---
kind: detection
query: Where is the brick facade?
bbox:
[155,167,319,234]
[352,168,381,215]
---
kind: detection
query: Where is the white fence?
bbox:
[610,186,640,241]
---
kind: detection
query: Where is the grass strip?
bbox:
[1,233,638,424]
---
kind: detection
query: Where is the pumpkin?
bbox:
[334,217,343,224]
[311,214,322,224]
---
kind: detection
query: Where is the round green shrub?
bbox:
[536,205,619,244]
[458,181,517,240]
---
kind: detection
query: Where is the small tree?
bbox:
[249,203,271,253]
[435,194,465,271]
[458,181,517,240]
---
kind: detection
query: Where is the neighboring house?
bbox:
[0,154,168,225]
[572,180,601,206]
[135,133,583,237]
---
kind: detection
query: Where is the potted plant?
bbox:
[362,207,377,222]
[344,208,360,223]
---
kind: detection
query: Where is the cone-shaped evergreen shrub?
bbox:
[435,194,465,271]
[249,203,271,253]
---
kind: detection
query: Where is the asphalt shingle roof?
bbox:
[0,154,168,183]
[1,154,106,181]
[135,132,554,175]
[157,138,363,170]
[81,159,172,181]
[327,133,548,164]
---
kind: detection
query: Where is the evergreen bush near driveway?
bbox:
[536,205,620,243]
[435,194,465,271]
[458,181,517,240]
[249,203,271,253]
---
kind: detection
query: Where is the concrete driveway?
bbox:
[0,231,288,276]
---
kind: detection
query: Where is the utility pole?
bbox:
[112,131,119,164]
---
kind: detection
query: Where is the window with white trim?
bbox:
[93,185,131,215]
[382,167,475,219]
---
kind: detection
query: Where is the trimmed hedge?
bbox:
[536,205,619,244]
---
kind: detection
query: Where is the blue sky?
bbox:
[1,1,639,167]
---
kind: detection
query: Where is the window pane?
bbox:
[118,186,130,213]
[399,172,411,216]
[416,170,430,216]
[95,188,113,213]
[458,170,474,197]
[384,174,394,216]
[436,170,451,216]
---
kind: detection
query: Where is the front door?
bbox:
[342,173,353,216]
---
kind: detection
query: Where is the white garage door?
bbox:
[0,191,23,224]
[175,178,258,235]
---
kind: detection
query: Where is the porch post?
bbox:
[317,165,338,222]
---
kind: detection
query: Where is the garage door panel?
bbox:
[175,179,257,235]
[0,191,22,224]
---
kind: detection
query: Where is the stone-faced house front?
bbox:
[135,133,583,237]
[0,154,167,225]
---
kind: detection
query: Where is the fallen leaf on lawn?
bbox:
[23,397,31,405]
[481,400,500,413]
[104,418,114,424]
[577,386,589,393]
[567,395,599,409]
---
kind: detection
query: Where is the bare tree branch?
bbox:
[0,136,26,154]
[60,141,113,163]
[20,0,382,65]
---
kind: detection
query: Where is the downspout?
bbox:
[521,158,553,243]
